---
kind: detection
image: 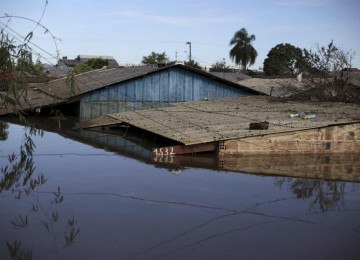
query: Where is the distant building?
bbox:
[57,55,119,68]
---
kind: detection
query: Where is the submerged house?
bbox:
[0,64,261,119]
[76,95,360,159]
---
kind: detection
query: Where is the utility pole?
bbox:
[186,42,191,62]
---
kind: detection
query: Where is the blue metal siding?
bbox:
[80,67,253,120]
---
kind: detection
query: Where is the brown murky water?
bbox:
[1,121,360,259]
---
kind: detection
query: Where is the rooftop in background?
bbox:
[76,95,360,146]
[57,54,119,68]
[237,78,306,97]
[210,72,252,82]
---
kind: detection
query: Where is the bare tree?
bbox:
[304,41,356,88]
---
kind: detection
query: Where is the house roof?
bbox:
[75,95,360,146]
[35,65,160,100]
[237,78,307,97]
[209,72,252,81]
[31,64,262,100]
[78,55,115,60]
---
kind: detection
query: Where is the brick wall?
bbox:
[220,123,360,155]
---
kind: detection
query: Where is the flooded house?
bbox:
[77,95,360,181]
[0,64,261,120]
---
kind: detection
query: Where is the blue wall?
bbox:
[80,67,253,120]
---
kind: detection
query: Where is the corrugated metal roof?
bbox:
[78,55,115,60]
[0,87,65,115]
[35,66,159,100]
[210,72,252,81]
[76,96,360,145]
[0,65,262,116]
[238,78,306,97]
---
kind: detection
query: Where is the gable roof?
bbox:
[34,64,262,100]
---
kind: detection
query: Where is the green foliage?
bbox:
[184,60,202,70]
[72,63,92,74]
[263,43,307,76]
[142,51,169,65]
[16,50,33,71]
[33,58,44,75]
[229,27,257,70]
[72,58,109,74]
[210,60,231,72]
[0,33,14,74]
[86,58,109,69]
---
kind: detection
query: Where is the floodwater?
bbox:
[1,120,360,260]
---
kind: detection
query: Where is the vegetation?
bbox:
[229,27,257,71]
[184,59,202,70]
[304,41,354,84]
[0,30,41,110]
[141,51,169,65]
[210,59,231,72]
[288,41,359,102]
[1,4,81,258]
[72,58,109,74]
[263,43,307,76]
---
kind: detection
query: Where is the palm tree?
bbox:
[229,28,257,71]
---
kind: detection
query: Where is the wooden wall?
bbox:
[80,67,252,120]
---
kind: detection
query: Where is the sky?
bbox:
[1,0,360,69]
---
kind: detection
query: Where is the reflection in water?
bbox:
[1,120,360,259]
[0,126,80,259]
[0,122,8,140]
[75,130,360,182]
[275,178,346,213]
[218,154,360,182]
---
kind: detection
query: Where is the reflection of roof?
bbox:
[76,95,360,145]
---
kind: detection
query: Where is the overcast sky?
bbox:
[1,0,360,69]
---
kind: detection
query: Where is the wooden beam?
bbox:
[152,142,217,156]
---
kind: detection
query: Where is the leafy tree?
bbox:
[72,58,109,74]
[0,33,14,74]
[184,60,202,70]
[263,43,307,76]
[33,58,45,75]
[86,58,109,69]
[229,28,257,71]
[210,59,231,72]
[142,51,169,65]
